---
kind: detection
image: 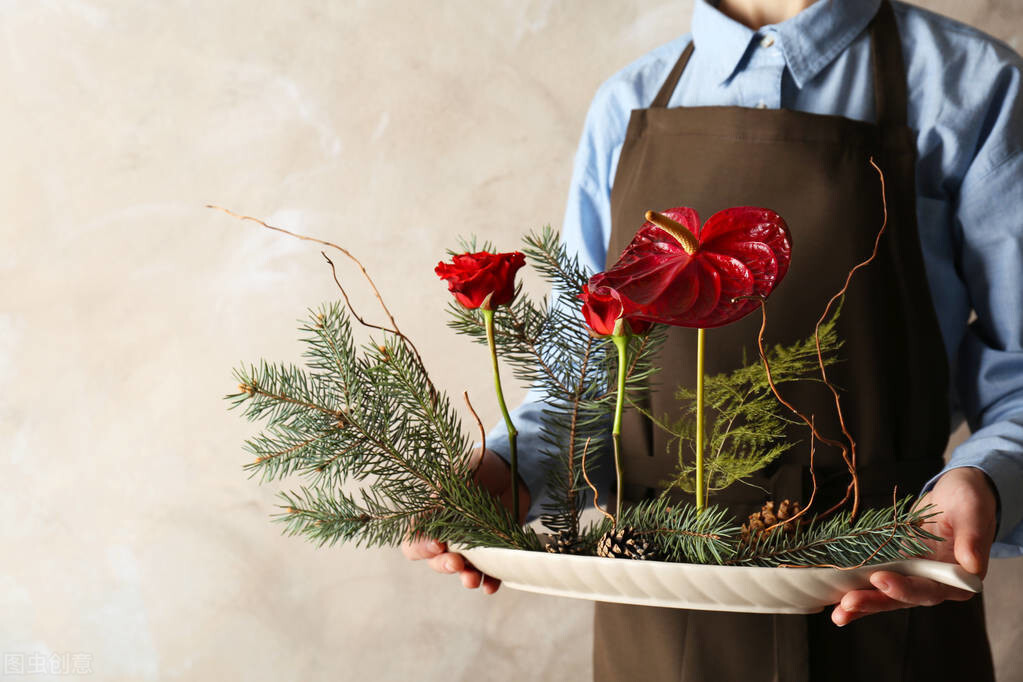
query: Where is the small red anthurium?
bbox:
[578,284,651,337]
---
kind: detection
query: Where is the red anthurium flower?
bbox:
[435,251,527,310]
[579,284,652,336]
[589,207,791,328]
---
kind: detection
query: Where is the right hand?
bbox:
[831,467,997,626]
[400,448,530,594]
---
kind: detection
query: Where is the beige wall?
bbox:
[2,1,1021,680]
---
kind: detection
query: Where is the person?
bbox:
[404,0,1023,679]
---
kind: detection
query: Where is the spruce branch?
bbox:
[727,497,940,567]
[277,486,432,549]
[226,299,539,551]
[214,207,543,553]
[587,499,739,565]
[520,225,591,297]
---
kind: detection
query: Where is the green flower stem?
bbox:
[611,332,630,525]
[483,308,519,523]
[696,327,706,511]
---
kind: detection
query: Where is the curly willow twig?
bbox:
[463,391,486,477]
[737,156,893,528]
[208,204,437,401]
[815,157,891,517]
[741,295,849,530]
[580,437,616,526]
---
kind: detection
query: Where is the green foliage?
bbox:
[228,231,935,569]
[586,500,740,564]
[445,226,666,539]
[657,311,842,502]
[229,302,540,551]
[729,498,940,567]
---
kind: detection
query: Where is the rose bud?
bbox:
[435,251,527,310]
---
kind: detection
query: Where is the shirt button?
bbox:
[760,35,776,48]
[756,101,768,109]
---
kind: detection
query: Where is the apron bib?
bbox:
[592,3,994,680]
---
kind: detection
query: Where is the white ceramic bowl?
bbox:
[459,547,982,614]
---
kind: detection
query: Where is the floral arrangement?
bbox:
[216,177,938,568]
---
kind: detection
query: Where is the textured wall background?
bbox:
[2,1,1020,680]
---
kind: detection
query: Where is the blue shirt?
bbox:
[488,0,1023,557]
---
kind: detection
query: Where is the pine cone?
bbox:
[596,526,659,561]
[544,529,581,555]
[742,500,802,542]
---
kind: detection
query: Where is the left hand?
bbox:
[831,467,998,627]
[400,448,530,595]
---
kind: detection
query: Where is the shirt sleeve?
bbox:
[933,150,1023,558]
[921,57,1023,558]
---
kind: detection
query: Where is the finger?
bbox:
[427,552,464,574]
[953,527,990,577]
[831,600,905,627]
[401,538,446,561]
[481,575,501,594]
[832,604,862,627]
[460,569,484,589]
[870,571,974,606]
[457,557,499,593]
[838,587,909,616]
[929,467,997,576]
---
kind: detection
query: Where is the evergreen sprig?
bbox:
[585,500,740,564]
[228,301,539,551]
[277,486,422,549]
[728,498,940,567]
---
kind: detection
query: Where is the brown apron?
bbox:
[592,3,995,681]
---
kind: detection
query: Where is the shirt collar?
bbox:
[691,0,882,89]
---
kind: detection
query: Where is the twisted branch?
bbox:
[564,337,595,534]
[738,295,849,528]
[464,391,487,478]
[808,157,891,518]
[209,205,435,399]
[581,437,615,525]
[734,157,891,524]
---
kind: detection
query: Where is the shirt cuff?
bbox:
[921,428,1023,558]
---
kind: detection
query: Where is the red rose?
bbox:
[589,207,791,328]
[435,251,527,310]
[579,284,652,336]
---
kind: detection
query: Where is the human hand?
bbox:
[831,467,998,626]
[400,448,530,595]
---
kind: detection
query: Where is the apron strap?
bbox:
[870,0,909,129]
[651,41,695,108]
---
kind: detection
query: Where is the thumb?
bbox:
[930,467,998,578]
[950,507,990,577]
